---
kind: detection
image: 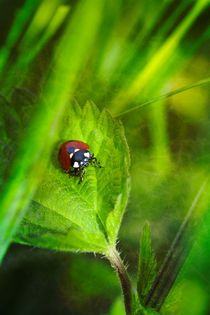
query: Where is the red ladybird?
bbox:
[58,140,101,182]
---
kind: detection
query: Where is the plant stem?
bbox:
[107,247,133,315]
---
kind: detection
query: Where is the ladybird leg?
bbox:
[90,154,102,168]
[68,169,74,177]
[78,167,86,184]
[68,168,76,177]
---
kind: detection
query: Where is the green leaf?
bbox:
[15,101,130,254]
[137,222,157,305]
[132,293,160,315]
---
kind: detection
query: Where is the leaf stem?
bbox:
[106,247,133,315]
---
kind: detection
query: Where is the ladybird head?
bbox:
[71,149,92,169]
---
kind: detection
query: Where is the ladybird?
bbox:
[58,140,101,182]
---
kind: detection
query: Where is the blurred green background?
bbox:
[0,0,210,314]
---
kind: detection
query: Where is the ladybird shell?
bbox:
[58,140,89,172]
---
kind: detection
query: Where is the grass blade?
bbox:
[116,76,210,117]
[145,178,209,310]
[112,0,209,113]
[137,222,157,306]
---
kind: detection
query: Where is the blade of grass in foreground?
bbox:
[145,178,209,310]
[1,0,69,94]
[0,0,40,72]
[0,0,104,263]
[21,5,70,65]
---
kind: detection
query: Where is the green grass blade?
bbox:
[137,222,157,306]
[145,178,209,310]
[116,76,210,117]
[0,0,40,72]
[111,0,209,113]
[1,0,64,92]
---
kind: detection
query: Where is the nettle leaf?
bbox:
[137,222,157,305]
[15,101,130,254]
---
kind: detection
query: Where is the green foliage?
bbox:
[137,222,157,306]
[162,280,209,315]
[15,101,130,254]
[109,297,126,315]
[0,0,209,314]
[132,294,159,315]
[69,256,119,300]
[110,294,159,315]
[10,88,36,127]
[0,88,38,193]
[0,0,106,263]
[0,94,22,190]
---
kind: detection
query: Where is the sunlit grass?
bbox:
[0,1,70,93]
[111,0,209,114]
[0,0,40,74]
